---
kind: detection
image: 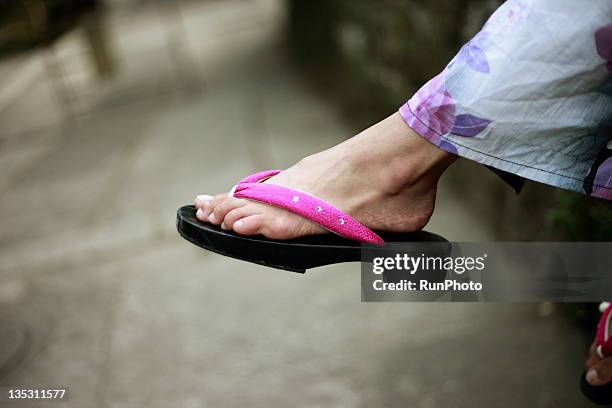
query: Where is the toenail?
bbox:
[587,369,601,385]
[338,218,345,225]
[235,220,244,229]
[316,206,322,212]
[221,222,227,230]
[209,213,217,223]
[196,208,204,218]
[292,195,300,203]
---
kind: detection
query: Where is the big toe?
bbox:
[211,196,248,225]
[234,207,324,240]
[232,214,265,235]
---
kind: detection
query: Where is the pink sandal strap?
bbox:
[596,302,612,358]
[230,170,384,245]
[236,170,282,185]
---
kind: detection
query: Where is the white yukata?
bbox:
[400,0,612,200]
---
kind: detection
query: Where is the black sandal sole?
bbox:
[581,371,612,405]
[177,205,449,273]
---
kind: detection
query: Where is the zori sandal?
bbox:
[581,302,612,405]
[177,170,448,273]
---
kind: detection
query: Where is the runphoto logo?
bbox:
[362,243,612,302]
[372,253,487,275]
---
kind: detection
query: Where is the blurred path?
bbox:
[0,1,594,407]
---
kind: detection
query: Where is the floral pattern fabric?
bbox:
[400,0,612,200]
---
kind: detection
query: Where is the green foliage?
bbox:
[548,193,612,241]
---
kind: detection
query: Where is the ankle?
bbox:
[348,113,457,195]
[401,128,457,185]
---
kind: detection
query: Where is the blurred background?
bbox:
[0,0,611,406]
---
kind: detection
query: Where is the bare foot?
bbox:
[194,113,456,240]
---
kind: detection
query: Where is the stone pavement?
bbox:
[0,0,596,407]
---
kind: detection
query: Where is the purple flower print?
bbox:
[404,72,456,145]
[401,70,493,156]
[401,72,459,155]
[438,140,459,155]
[584,145,612,200]
[457,0,533,75]
[451,114,492,137]
[458,43,490,73]
[595,24,612,73]
[592,157,612,200]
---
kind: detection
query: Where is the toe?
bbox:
[234,211,293,239]
[196,207,208,222]
[264,215,295,239]
[194,194,214,209]
[223,206,260,230]
[203,193,228,223]
[201,200,212,219]
[210,196,247,225]
[209,193,229,208]
[232,215,264,235]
